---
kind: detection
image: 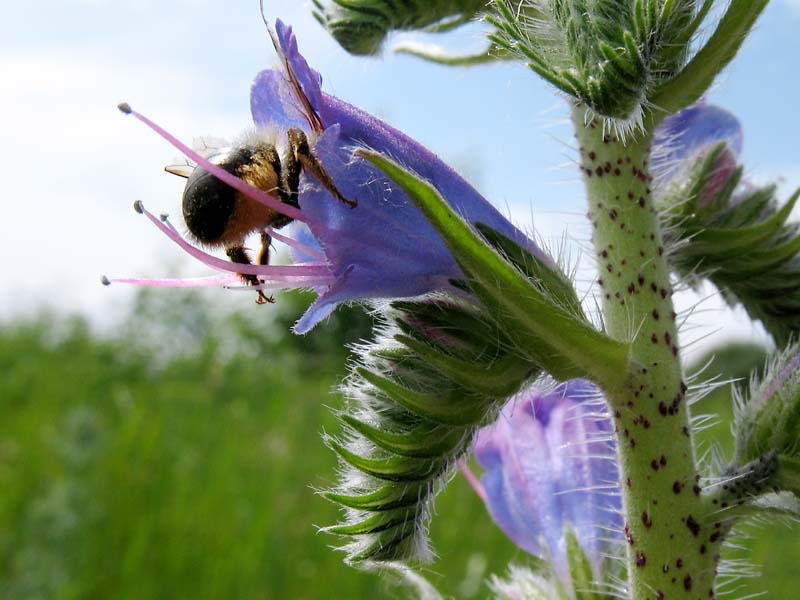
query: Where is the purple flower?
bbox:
[652,102,743,206]
[111,20,546,334]
[471,380,621,581]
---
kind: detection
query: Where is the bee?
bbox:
[167,128,356,304]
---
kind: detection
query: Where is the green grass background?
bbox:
[0,290,796,598]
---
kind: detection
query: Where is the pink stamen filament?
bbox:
[138,202,330,280]
[458,458,487,503]
[108,274,239,287]
[225,277,334,291]
[265,226,326,260]
[122,104,306,223]
[762,355,800,403]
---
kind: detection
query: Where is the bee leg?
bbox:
[225,244,275,304]
[257,231,272,266]
[286,127,357,208]
[282,139,301,207]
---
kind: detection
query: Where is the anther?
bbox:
[117,102,132,114]
[100,275,111,286]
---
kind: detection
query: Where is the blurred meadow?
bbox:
[0,289,523,599]
[1,288,798,599]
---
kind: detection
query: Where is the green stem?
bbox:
[572,108,719,599]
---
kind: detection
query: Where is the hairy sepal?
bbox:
[663,151,800,344]
[708,345,800,516]
[489,0,701,124]
[324,297,539,564]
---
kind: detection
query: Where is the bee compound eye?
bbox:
[181,166,237,244]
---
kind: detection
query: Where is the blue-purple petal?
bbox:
[250,70,315,131]
[249,20,551,331]
[652,102,743,178]
[274,20,324,115]
[474,380,621,578]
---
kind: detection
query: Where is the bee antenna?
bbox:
[259,0,269,33]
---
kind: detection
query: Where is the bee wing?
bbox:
[164,136,233,177]
[251,21,328,134]
[164,164,194,178]
[192,135,229,154]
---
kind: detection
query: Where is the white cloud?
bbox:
[0,52,245,323]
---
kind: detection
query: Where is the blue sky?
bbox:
[1,1,798,351]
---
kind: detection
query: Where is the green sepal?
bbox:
[661,143,737,222]
[598,40,639,78]
[658,0,714,66]
[325,482,424,511]
[358,149,631,388]
[395,334,533,398]
[344,527,417,563]
[457,277,581,381]
[649,0,769,121]
[564,525,599,600]
[340,414,465,458]
[684,192,799,256]
[393,307,506,360]
[327,438,445,482]
[729,235,800,277]
[391,298,511,355]
[325,506,418,536]
[734,345,800,463]
[666,149,800,343]
[474,222,584,318]
[313,0,486,55]
[488,0,707,121]
[356,367,491,426]
[744,490,800,519]
[722,186,775,229]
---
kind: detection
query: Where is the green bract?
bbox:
[662,145,800,345]
[312,0,487,55]
[324,298,539,562]
[489,0,767,125]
